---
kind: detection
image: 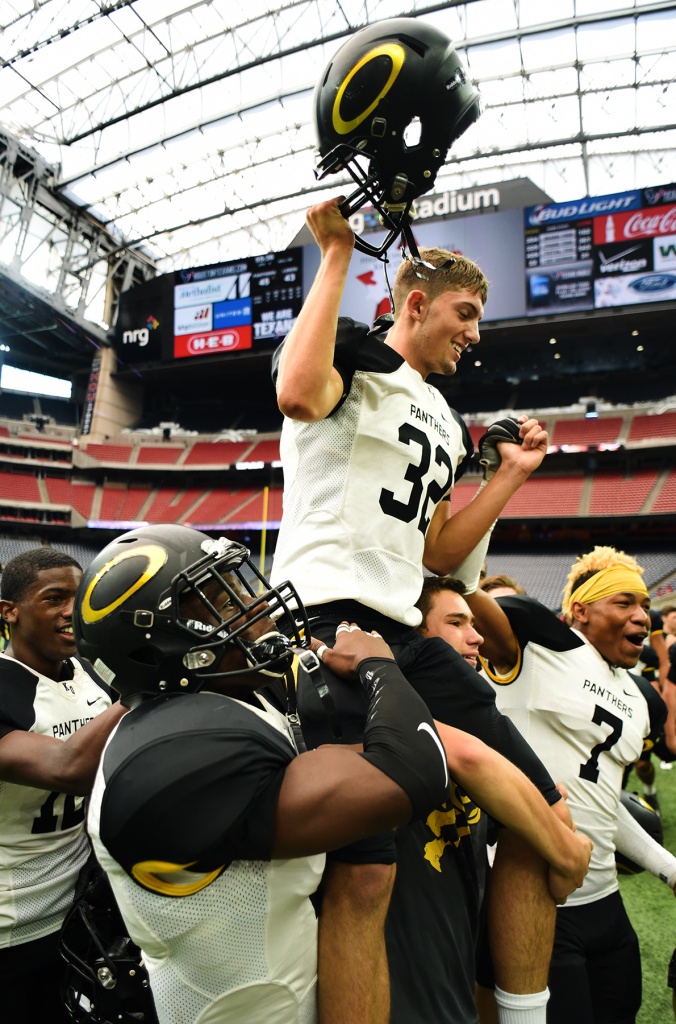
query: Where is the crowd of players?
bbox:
[1,193,676,1024]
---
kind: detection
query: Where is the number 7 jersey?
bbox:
[271,318,473,626]
[480,596,664,905]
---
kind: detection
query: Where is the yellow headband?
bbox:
[565,564,649,616]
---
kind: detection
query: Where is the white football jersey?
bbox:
[0,654,112,946]
[272,320,473,626]
[480,599,654,905]
[89,693,324,1024]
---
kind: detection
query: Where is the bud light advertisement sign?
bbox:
[525,184,676,312]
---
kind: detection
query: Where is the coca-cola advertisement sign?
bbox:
[593,204,676,244]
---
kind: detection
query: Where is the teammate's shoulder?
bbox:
[99,692,293,874]
[495,594,582,652]
[72,656,117,701]
[107,692,294,769]
[0,652,39,688]
[0,654,40,733]
[319,317,397,384]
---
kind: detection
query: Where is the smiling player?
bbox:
[455,545,673,1024]
[0,548,125,1023]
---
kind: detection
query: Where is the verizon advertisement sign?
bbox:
[525,184,676,313]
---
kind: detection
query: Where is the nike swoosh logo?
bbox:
[622,689,636,698]
[86,697,101,706]
[417,722,449,788]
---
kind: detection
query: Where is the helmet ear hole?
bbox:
[128,646,163,667]
[403,117,422,149]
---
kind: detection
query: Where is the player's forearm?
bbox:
[360,658,450,818]
[424,463,531,574]
[276,244,352,421]
[0,702,126,795]
[616,799,676,887]
[437,722,586,880]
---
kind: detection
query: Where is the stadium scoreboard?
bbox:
[114,248,303,367]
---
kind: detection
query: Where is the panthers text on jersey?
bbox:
[89,690,324,1024]
[0,653,113,947]
[271,318,473,627]
[480,596,664,905]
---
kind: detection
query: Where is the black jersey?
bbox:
[386,781,486,1024]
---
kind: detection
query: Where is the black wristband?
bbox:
[359,659,450,819]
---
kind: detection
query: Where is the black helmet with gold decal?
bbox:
[73,524,308,702]
[314,17,481,258]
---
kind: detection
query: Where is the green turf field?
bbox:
[620,763,676,1022]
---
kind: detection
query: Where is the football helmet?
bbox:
[314,18,481,258]
[60,857,157,1024]
[615,789,664,875]
[73,524,309,702]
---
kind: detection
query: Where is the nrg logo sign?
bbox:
[122,316,160,347]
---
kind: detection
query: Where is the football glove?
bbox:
[478,417,522,481]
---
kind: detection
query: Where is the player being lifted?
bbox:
[271,21,585,1024]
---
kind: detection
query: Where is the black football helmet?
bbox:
[314,17,481,258]
[60,857,158,1024]
[73,525,309,702]
[615,790,664,875]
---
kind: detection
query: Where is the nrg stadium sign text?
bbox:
[349,186,500,234]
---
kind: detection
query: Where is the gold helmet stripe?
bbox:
[132,860,226,897]
[81,544,168,624]
[332,43,405,136]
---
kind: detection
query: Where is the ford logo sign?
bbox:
[628,274,676,293]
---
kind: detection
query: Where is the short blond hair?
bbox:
[562,546,645,621]
[392,246,488,315]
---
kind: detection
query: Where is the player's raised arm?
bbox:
[275,198,354,422]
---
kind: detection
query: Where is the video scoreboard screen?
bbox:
[524,184,676,314]
[173,249,303,359]
[114,247,303,366]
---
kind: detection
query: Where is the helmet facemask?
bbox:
[173,539,307,683]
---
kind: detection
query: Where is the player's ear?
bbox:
[0,600,18,625]
[405,288,428,322]
[570,600,589,626]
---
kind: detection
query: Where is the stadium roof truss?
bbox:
[0,0,675,297]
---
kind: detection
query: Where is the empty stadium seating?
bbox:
[136,446,184,465]
[551,417,623,448]
[588,470,659,516]
[628,412,676,444]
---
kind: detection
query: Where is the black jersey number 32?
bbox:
[379,423,454,535]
